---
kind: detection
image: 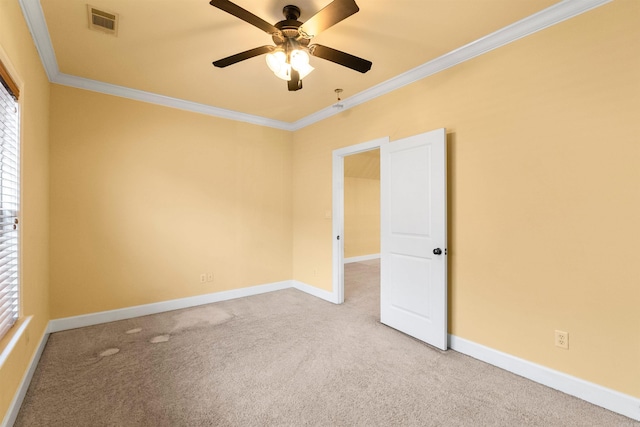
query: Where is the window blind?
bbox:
[0,68,19,341]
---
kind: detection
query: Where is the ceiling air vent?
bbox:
[87,5,118,35]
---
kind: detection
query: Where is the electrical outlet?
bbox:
[555,330,569,349]
[207,273,213,282]
[200,274,206,283]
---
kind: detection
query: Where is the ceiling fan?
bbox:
[209,0,372,91]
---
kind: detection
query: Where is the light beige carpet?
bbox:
[15,260,637,426]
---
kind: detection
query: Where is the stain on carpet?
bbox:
[170,306,233,333]
[99,348,120,357]
[150,335,170,343]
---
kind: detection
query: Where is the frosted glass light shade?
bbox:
[290,50,309,70]
[290,49,313,79]
[274,63,292,81]
[266,51,286,73]
[295,62,314,79]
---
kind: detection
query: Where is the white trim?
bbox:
[17,0,58,81]
[292,280,338,304]
[1,324,49,427]
[48,279,341,333]
[0,317,31,369]
[332,137,388,305]
[344,254,380,264]
[53,73,294,131]
[449,334,640,422]
[332,153,345,304]
[333,139,386,157]
[18,0,611,131]
[49,281,292,333]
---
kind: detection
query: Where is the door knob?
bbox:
[433,248,442,255]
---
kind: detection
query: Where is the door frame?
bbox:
[331,137,389,304]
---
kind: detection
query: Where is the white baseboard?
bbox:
[1,326,49,427]
[49,280,293,333]
[448,334,640,422]
[344,254,380,264]
[48,280,339,333]
[292,280,339,304]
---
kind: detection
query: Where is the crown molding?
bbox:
[289,0,611,130]
[53,73,295,131]
[19,0,610,132]
[18,0,58,80]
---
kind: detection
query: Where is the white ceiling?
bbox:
[20,0,610,130]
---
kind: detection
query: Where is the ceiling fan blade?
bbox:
[309,44,372,73]
[209,0,281,35]
[288,69,302,91]
[213,46,275,68]
[298,0,359,38]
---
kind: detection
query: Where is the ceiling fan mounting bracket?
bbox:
[282,5,301,21]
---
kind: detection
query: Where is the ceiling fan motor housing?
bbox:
[272,6,308,46]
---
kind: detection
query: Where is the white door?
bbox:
[380,128,447,350]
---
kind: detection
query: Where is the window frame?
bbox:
[0,59,21,342]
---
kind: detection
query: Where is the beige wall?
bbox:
[49,86,292,318]
[344,150,380,258]
[344,150,380,261]
[344,176,379,258]
[292,0,640,398]
[0,0,51,420]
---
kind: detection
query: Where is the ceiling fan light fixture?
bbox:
[210,0,372,91]
[266,48,313,81]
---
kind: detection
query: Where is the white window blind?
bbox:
[0,72,19,341]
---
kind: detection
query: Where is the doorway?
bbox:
[331,137,388,304]
[343,148,381,311]
[343,149,381,264]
